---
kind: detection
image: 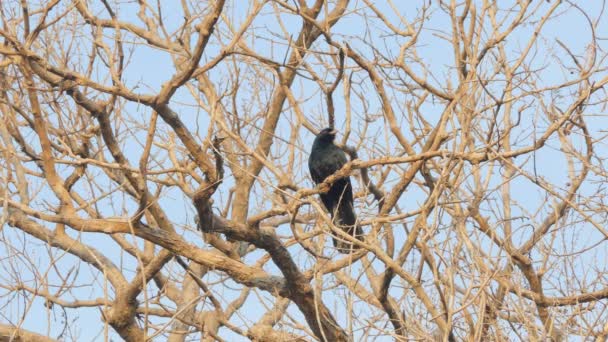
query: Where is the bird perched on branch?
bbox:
[308,127,363,253]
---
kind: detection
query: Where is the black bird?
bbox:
[308,128,363,253]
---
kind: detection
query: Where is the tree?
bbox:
[1,0,608,340]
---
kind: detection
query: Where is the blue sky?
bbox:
[2,1,608,340]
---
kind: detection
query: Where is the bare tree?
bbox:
[1,1,608,341]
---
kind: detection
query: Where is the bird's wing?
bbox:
[334,178,356,225]
[308,160,324,184]
[311,147,348,182]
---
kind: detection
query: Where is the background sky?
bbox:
[2,0,608,340]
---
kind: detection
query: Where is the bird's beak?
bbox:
[329,129,337,135]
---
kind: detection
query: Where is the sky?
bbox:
[1,0,608,340]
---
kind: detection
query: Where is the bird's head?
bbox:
[316,127,337,142]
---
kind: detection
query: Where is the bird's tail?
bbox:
[332,223,364,254]
[332,202,364,253]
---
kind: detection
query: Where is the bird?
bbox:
[308,127,363,253]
